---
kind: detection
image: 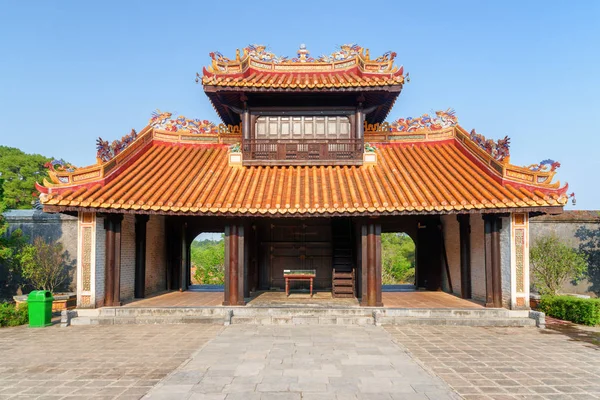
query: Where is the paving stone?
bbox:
[385,325,600,400]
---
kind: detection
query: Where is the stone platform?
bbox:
[69,291,539,327]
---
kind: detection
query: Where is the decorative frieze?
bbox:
[77,212,97,308]
[511,212,530,309]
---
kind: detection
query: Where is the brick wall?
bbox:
[530,212,599,297]
[470,216,486,302]
[95,216,106,307]
[120,215,136,301]
[145,215,167,295]
[3,210,78,296]
[441,215,461,296]
[500,216,512,308]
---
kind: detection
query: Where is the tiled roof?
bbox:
[40,138,567,216]
[201,44,405,91]
[202,68,404,90]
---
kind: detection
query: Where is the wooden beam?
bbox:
[134,215,149,298]
[458,214,472,299]
[360,221,382,307]
[103,214,123,307]
[483,215,503,307]
[223,223,246,306]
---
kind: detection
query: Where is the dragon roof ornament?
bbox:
[96,129,138,163]
[202,43,402,76]
[368,109,511,163]
[527,159,560,172]
[468,129,510,163]
[388,108,458,132]
[44,159,76,173]
[148,110,219,135]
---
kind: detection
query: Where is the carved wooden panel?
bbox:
[256,116,351,139]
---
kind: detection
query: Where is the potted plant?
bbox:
[14,237,75,312]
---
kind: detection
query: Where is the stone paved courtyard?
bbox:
[0,322,599,400]
[0,324,222,400]
[386,325,600,400]
[145,325,457,400]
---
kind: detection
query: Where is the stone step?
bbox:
[74,316,224,325]
[70,306,538,327]
[383,308,512,318]
[99,307,227,318]
[380,317,537,327]
[231,315,375,326]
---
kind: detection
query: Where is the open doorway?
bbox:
[382,232,416,289]
[190,232,225,291]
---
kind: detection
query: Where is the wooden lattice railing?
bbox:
[242,139,364,165]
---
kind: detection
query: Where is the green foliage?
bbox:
[576,225,600,296]
[0,146,51,209]
[530,234,588,296]
[191,236,225,285]
[539,295,600,326]
[0,201,28,299]
[382,233,415,284]
[20,237,69,293]
[0,302,28,327]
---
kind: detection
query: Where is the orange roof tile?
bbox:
[39,135,568,216]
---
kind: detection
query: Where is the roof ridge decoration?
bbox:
[96,129,138,163]
[148,110,219,135]
[44,159,76,173]
[527,159,561,172]
[468,129,510,162]
[387,108,459,132]
[200,43,402,77]
[366,109,511,163]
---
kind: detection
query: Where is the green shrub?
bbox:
[539,295,600,326]
[530,234,588,296]
[0,302,29,327]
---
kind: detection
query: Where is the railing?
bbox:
[242,139,364,165]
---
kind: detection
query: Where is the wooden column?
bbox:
[242,108,251,141]
[224,223,245,306]
[104,214,123,307]
[134,215,149,299]
[458,214,472,299]
[355,106,364,140]
[360,221,382,307]
[483,215,502,307]
[180,223,188,291]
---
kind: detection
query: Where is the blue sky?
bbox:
[0,1,598,209]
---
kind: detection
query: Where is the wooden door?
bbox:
[259,219,332,290]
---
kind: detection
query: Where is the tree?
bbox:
[0,146,51,209]
[191,236,225,285]
[0,184,28,299]
[530,234,588,296]
[381,232,415,284]
[20,237,69,293]
[575,221,600,296]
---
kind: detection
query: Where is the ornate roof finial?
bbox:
[297,43,310,63]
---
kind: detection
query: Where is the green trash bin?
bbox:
[28,290,54,327]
